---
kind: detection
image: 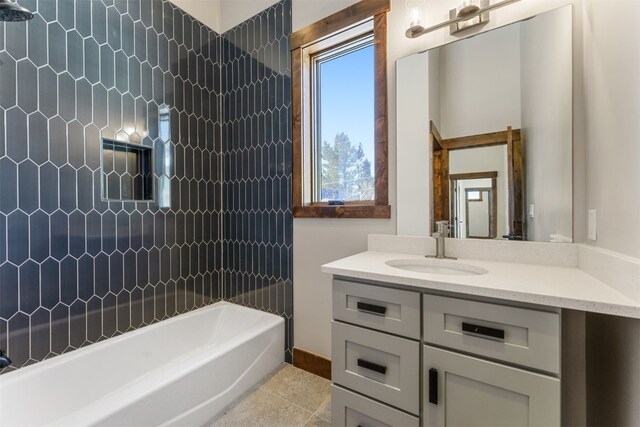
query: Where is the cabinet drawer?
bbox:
[333,279,420,339]
[332,321,420,415]
[332,385,419,427]
[423,294,560,374]
[423,345,560,427]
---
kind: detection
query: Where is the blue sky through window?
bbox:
[319,44,375,166]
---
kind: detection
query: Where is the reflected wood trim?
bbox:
[441,148,450,224]
[431,121,443,150]
[507,126,515,237]
[442,129,521,150]
[491,177,498,238]
[450,171,498,180]
[293,347,332,380]
[512,133,525,239]
[290,0,390,50]
[432,149,443,229]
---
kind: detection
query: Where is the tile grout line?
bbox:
[311,395,331,422]
[257,386,317,426]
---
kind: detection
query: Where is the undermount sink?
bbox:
[385,258,488,276]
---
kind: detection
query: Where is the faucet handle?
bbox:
[0,349,12,368]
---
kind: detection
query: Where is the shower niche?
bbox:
[101,139,153,202]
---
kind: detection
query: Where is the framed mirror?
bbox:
[397,5,573,242]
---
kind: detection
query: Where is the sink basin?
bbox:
[385,258,488,276]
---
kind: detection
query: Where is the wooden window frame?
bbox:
[291,0,391,219]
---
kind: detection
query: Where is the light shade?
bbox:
[405,0,426,29]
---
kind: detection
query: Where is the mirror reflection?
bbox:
[398,5,573,242]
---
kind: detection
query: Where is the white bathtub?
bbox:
[0,302,284,427]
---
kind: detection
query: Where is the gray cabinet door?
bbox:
[423,346,560,427]
[332,321,420,415]
[331,385,420,427]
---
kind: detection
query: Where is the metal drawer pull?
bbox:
[357,358,387,375]
[429,368,438,405]
[356,301,387,316]
[462,322,505,340]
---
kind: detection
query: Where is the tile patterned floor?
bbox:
[210,364,332,427]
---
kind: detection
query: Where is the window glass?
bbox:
[314,38,375,202]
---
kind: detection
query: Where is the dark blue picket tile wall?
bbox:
[0,0,223,373]
[220,0,293,361]
[0,0,294,373]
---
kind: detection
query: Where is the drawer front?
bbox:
[332,385,419,427]
[333,279,421,339]
[332,321,420,415]
[423,345,560,427]
[423,294,560,374]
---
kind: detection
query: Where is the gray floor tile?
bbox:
[261,364,331,413]
[210,388,313,427]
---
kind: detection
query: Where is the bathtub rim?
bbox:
[0,301,284,385]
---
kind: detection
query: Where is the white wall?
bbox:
[171,0,287,34]
[582,0,640,259]
[450,146,509,237]
[521,7,573,242]
[396,52,431,238]
[428,50,441,132]
[218,0,281,32]
[438,24,522,138]
[170,0,221,32]
[581,2,640,425]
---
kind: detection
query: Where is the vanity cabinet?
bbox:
[423,346,560,426]
[423,294,561,374]
[331,279,422,426]
[331,278,561,427]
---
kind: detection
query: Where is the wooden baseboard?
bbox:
[293,347,331,380]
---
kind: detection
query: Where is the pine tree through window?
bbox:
[313,35,375,202]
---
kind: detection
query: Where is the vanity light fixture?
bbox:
[405,0,520,39]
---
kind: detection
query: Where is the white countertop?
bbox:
[322,251,640,319]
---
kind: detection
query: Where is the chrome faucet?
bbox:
[0,349,12,368]
[427,221,457,260]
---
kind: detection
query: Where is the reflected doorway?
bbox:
[450,172,497,239]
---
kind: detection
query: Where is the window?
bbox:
[313,34,375,203]
[467,190,482,202]
[291,0,390,218]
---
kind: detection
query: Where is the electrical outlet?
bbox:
[588,209,597,241]
[528,204,535,219]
